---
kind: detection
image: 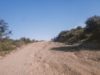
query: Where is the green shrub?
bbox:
[53,15,100,44]
[53,26,86,44]
[0,37,33,56]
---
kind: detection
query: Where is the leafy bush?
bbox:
[53,26,86,44]
[14,37,33,47]
[0,41,15,51]
[0,19,34,56]
[53,15,100,44]
[85,15,100,42]
[0,37,34,56]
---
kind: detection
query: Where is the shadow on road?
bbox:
[51,43,100,52]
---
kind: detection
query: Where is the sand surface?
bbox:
[0,41,100,75]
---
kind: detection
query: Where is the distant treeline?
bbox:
[53,15,100,45]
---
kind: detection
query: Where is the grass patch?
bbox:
[0,38,34,56]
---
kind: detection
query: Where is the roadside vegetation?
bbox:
[0,19,34,56]
[53,15,100,62]
[53,15,100,46]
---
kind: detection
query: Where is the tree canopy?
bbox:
[85,15,100,33]
[0,19,11,39]
[54,15,100,44]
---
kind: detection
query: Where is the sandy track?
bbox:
[0,42,100,75]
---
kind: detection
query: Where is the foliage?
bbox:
[85,15,100,42]
[0,37,34,56]
[14,37,33,47]
[53,15,100,44]
[53,26,86,44]
[0,19,11,39]
[0,19,34,56]
[85,16,100,33]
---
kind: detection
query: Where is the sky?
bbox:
[0,0,100,40]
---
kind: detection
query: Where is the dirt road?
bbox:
[0,42,100,75]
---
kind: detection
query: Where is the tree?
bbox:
[0,19,11,40]
[85,15,100,32]
[85,15,100,41]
